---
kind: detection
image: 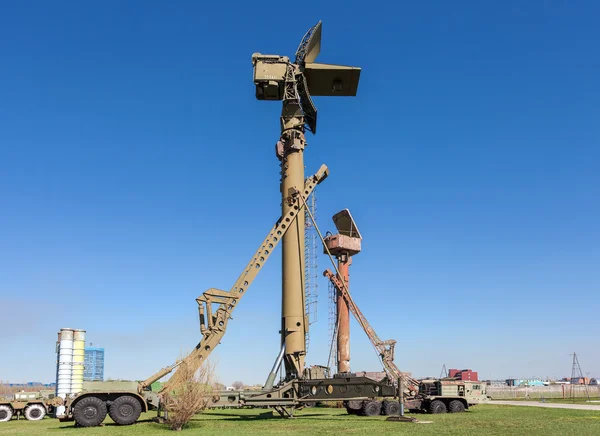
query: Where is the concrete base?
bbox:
[385,415,417,423]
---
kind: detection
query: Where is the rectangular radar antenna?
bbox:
[252,21,361,135]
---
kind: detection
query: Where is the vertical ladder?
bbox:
[304,189,318,351]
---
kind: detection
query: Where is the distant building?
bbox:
[506,379,546,387]
[570,377,591,385]
[8,382,56,388]
[449,369,479,381]
[84,347,105,381]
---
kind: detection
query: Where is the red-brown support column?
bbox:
[337,256,351,373]
[323,209,362,375]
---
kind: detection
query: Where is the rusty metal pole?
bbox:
[337,255,351,373]
[323,209,362,376]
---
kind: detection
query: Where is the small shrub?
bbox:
[162,360,216,431]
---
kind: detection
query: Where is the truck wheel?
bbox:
[345,400,362,415]
[108,395,142,425]
[24,404,46,421]
[345,406,358,415]
[73,397,107,427]
[361,400,382,417]
[383,400,400,415]
[429,399,447,414]
[0,405,13,422]
[449,400,465,413]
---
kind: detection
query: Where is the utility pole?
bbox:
[570,352,591,402]
[440,364,448,379]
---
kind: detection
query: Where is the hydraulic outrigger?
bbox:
[133,164,405,419]
[323,266,419,394]
[138,165,329,395]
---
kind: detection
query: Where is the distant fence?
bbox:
[488,385,600,399]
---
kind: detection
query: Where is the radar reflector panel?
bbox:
[298,74,318,133]
[296,21,322,64]
[304,63,361,97]
[332,209,362,239]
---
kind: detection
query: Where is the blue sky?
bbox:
[1,1,598,386]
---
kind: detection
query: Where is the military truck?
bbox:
[56,381,158,427]
[344,379,490,416]
[410,379,489,413]
[0,391,58,422]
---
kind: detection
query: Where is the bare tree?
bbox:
[0,381,10,400]
[232,381,244,390]
[162,360,216,431]
[212,382,226,391]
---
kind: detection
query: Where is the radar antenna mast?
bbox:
[252,21,361,379]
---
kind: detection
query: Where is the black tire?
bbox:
[0,405,13,422]
[24,404,46,421]
[73,397,108,427]
[429,399,447,414]
[345,400,362,415]
[361,400,382,417]
[449,400,465,413]
[383,400,400,415]
[108,396,142,426]
[381,400,388,415]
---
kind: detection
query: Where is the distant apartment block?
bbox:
[84,347,105,381]
[449,369,479,381]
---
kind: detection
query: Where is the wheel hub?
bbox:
[30,409,41,418]
[119,404,133,417]
[83,406,98,419]
[0,410,7,420]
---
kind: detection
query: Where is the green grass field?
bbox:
[2,406,600,436]
[500,397,600,404]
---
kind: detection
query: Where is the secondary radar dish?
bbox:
[332,209,362,239]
